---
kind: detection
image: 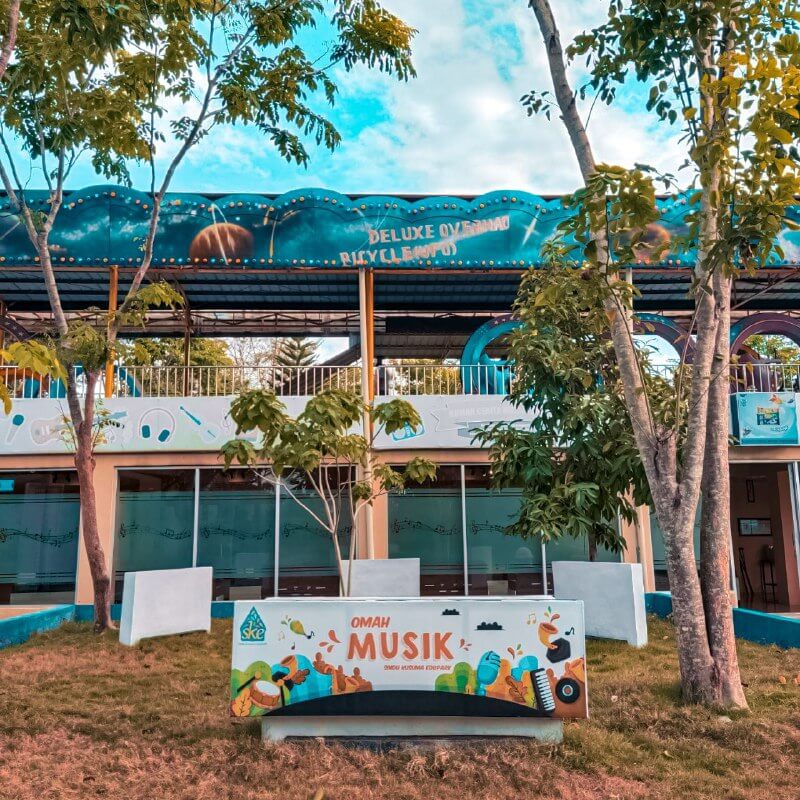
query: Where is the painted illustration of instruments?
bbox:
[99,411,130,444]
[531,668,556,713]
[390,421,424,441]
[5,413,24,444]
[139,408,175,443]
[179,405,220,443]
[30,415,69,445]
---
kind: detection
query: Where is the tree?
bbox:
[0,0,415,630]
[225,337,279,369]
[526,0,800,707]
[384,358,462,395]
[473,262,654,561]
[0,1,19,82]
[121,337,234,368]
[744,334,800,363]
[222,388,436,595]
[275,337,319,367]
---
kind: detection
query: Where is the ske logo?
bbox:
[240,607,267,643]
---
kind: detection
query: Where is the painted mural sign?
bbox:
[372,394,536,450]
[0,186,765,270]
[0,397,291,456]
[4,186,800,269]
[1,395,536,455]
[732,392,799,446]
[230,598,588,720]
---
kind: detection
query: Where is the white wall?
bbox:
[341,558,420,597]
[552,561,647,647]
[119,566,212,646]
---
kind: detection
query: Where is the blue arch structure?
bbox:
[460,312,695,394]
[460,315,519,394]
[730,313,800,354]
[634,313,694,361]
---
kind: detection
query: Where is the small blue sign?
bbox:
[0,479,14,493]
[240,607,266,643]
[733,392,799,446]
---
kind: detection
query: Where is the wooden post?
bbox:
[365,269,375,401]
[0,299,6,358]
[183,304,192,396]
[358,267,375,559]
[104,266,119,398]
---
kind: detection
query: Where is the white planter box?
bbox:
[552,561,647,647]
[340,558,420,597]
[119,566,212,646]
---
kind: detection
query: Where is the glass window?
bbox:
[388,465,465,595]
[463,465,544,595]
[0,471,80,604]
[197,469,275,600]
[278,467,352,597]
[114,469,195,599]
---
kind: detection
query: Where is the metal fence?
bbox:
[730,362,800,393]
[4,360,800,400]
[375,363,513,395]
[109,364,363,398]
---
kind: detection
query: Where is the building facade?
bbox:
[2,187,800,611]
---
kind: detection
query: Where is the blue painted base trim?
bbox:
[74,604,122,623]
[0,605,75,649]
[645,592,800,650]
[211,601,234,619]
[645,591,674,618]
[732,607,800,649]
[73,601,235,622]
[1,600,235,649]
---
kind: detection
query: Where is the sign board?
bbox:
[230,598,588,720]
[0,396,306,455]
[372,394,535,450]
[2,394,535,455]
[14,185,800,268]
[732,392,799,446]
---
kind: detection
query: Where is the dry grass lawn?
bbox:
[0,616,798,800]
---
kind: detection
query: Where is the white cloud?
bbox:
[59,0,687,196]
[310,0,686,195]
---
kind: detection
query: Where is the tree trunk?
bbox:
[0,0,20,82]
[71,371,113,632]
[528,0,745,708]
[700,273,748,709]
[650,465,719,704]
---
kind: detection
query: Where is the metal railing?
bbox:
[110,364,363,398]
[730,362,800,393]
[4,360,800,400]
[375,363,513,395]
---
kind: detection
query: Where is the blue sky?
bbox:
[43,0,685,197]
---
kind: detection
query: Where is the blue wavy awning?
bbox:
[3,185,794,269]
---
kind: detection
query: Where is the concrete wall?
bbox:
[119,566,212,646]
[553,561,647,646]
